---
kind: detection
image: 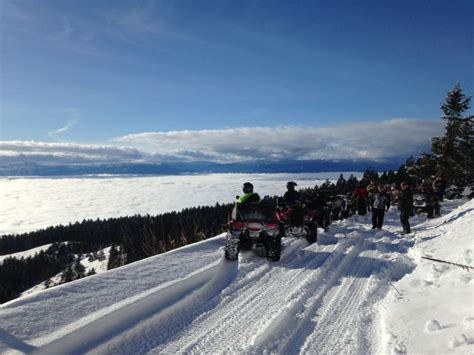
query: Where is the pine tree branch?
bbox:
[421,256,474,271]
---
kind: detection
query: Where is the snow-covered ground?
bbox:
[21,246,111,297]
[382,200,474,354]
[0,198,472,354]
[0,172,361,236]
[0,244,54,264]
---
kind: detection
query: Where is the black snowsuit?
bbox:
[284,190,301,206]
[370,191,390,229]
[398,189,414,233]
[312,195,328,229]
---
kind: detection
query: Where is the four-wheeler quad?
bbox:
[276,199,317,244]
[224,201,282,261]
[413,193,428,214]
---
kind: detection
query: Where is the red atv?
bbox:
[276,200,317,244]
[225,202,282,261]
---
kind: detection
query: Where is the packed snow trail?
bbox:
[44,218,413,354]
[33,259,238,354]
[1,200,470,355]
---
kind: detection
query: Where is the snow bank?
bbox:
[381,199,474,354]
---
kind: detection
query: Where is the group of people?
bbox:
[417,176,446,218]
[352,177,447,233]
[237,176,447,235]
[352,181,411,232]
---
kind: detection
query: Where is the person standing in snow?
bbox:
[432,176,443,200]
[398,182,414,234]
[366,180,377,212]
[370,184,391,229]
[419,181,439,218]
[353,183,368,215]
[390,184,399,206]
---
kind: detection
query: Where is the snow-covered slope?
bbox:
[0,244,54,264]
[20,246,111,297]
[0,200,472,354]
[381,199,474,354]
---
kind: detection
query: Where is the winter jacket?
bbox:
[354,187,368,199]
[284,190,301,206]
[371,191,391,210]
[398,189,414,214]
[238,192,261,204]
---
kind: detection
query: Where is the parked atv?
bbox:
[225,202,282,261]
[445,185,462,200]
[413,193,428,214]
[276,200,317,244]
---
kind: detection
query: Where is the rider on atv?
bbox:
[277,181,317,243]
[284,181,301,207]
[226,182,281,261]
[238,182,261,204]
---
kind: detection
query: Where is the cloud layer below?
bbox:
[1,119,443,166]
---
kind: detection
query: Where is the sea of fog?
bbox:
[0,172,362,235]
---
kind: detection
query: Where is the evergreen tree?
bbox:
[395,165,412,186]
[347,174,359,192]
[335,174,347,194]
[61,265,74,283]
[142,227,161,258]
[414,153,437,180]
[361,168,378,185]
[73,257,85,279]
[432,84,473,184]
[107,244,121,270]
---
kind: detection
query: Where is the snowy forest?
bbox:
[0,84,472,304]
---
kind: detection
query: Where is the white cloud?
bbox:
[48,108,81,138]
[0,141,146,166]
[0,119,444,168]
[48,118,80,138]
[115,119,444,162]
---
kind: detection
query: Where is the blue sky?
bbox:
[0,0,472,164]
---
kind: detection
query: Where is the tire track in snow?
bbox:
[33,258,238,355]
[251,239,365,353]
[151,237,311,353]
[301,248,375,354]
[46,235,303,354]
[155,238,346,353]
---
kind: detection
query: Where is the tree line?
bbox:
[0,204,231,303]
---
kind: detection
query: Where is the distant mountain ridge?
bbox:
[0,158,405,176]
